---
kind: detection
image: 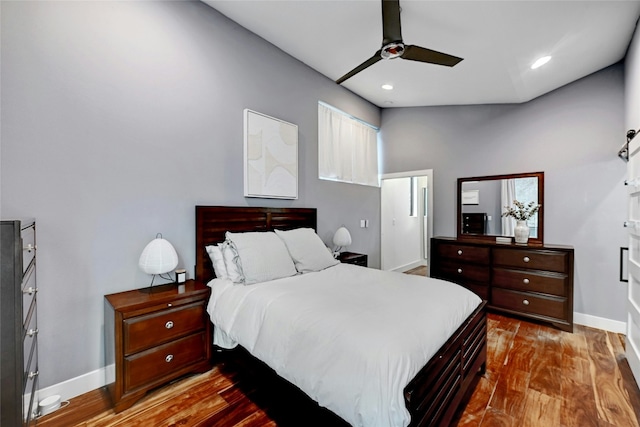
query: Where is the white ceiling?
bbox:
[203,1,640,108]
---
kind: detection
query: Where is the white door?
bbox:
[626,135,640,383]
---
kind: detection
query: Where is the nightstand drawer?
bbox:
[124,302,205,355]
[492,268,567,296]
[491,288,566,320]
[124,332,206,392]
[493,248,568,273]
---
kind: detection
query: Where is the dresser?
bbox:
[431,237,574,332]
[1,219,39,426]
[104,280,212,412]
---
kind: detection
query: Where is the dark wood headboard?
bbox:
[195,206,317,283]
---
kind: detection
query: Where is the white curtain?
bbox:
[318,103,379,187]
[501,179,516,236]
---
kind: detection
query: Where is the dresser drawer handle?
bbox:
[24,244,36,252]
[26,328,38,337]
[23,287,38,295]
[523,299,530,306]
[28,370,39,379]
[165,354,174,363]
[523,278,530,284]
[457,250,463,255]
[457,268,463,274]
[165,321,174,329]
[523,256,530,263]
[168,303,172,307]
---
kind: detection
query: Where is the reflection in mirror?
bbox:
[461,178,538,237]
[457,172,544,244]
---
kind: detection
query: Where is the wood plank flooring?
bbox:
[39,266,640,427]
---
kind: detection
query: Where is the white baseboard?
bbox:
[574,312,626,334]
[37,363,114,405]
[391,260,427,273]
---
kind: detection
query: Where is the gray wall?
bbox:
[0,1,381,389]
[380,64,628,322]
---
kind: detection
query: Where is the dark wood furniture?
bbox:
[1,219,38,426]
[431,236,574,332]
[104,280,212,413]
[338,251,368,267]
[195,205,487,427]
[457,171,544,245]
[462,212,487,235]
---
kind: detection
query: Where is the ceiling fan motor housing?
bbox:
[381,42,405,59]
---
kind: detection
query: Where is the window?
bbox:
[410,177,418,217]
[318,102,379,187]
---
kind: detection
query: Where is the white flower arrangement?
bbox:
[502,200,541,221]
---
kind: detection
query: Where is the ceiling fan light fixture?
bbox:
[531,56,551,70]
[381,84,394,90]
[381,42,405,60]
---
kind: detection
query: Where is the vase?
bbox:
[514,220,530,244]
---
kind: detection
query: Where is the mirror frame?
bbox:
[457,171,544,245]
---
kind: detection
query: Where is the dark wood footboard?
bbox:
[405,301,487,427]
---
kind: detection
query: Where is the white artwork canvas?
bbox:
[244,109,298,199]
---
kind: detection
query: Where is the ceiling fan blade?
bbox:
[402,45,463,67]
[336,51,383,84]
[382,0,402,45]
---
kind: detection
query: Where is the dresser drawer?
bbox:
[439,260,490,283]
[124,302,205,355]
[435,244,490,264]
[492,268,568,297]
[491,288,567,320]
[21,223,35,275]
[493,248,568,273]
[124,332,206,392]
[22,264,37,327]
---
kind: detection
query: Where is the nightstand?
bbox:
[104,280,212,413]
[338,251,368,267]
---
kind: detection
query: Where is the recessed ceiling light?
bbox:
[381,84,394,90]
[531,56,551,70]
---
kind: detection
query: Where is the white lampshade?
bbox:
[333,227,352,248]
[139,234,178,275]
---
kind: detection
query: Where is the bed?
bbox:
[195,206,487,427]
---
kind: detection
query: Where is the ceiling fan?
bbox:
[336,0,463,85]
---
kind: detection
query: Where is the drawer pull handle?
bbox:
[168,303,172,307]
[24,244,36,252]
[165,354,174,363]
[523,278,530,284]
[457,268,463,274]
[28,370,39,379]
[523,299,530,306]
[457,250,463,255]
[23,287,38,295]
[26,328,38,337]
[523,256,530,263]
[165,321,174,329]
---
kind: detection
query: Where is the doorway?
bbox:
[380,170,433,272]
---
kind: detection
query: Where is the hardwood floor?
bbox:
[39,266,640,426]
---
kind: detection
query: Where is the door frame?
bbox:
[380,169,434,272]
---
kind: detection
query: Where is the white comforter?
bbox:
[207,263,481,427]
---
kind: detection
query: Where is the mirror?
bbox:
[457,172,544,245]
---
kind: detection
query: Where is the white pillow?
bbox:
[205,245,228,280]
[219,240,244,284]
[225,231,297,285]
[275,228,338,273]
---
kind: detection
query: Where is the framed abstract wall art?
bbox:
[243,109,298,199]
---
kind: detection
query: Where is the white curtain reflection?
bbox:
[501,179,516,236]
